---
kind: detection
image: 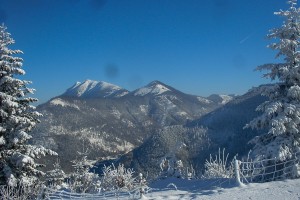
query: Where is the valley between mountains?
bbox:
[31,79,264,177]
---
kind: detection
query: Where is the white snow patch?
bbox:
[177,111,188,116]
[78,130,135,154]
[139,105,149,113]
[50,98,79,110]
[135,84,170,96]
[156,95,176,110]
[115,91,129,97]
[197,97,212,104]
[111,107,121,119]
[121,119,135,128]
[142,120,153,126]
[219,94,234,104]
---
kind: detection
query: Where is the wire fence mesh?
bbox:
[238,152,300,183]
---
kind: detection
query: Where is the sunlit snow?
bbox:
[135,83,171,96]
[197,97,212,104]
[65,80,128,97]
[49,98,80,110]
[219,95,234,104]
[147,178,300,200]
[101,178,300,200]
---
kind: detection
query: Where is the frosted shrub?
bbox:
[159,158,182,178]
[101,164,150,199]
[174,160,184,178]
[186,164,196,180]
[203,148,234,179]
[159,158,196,179]
[101,164,135,192]
[292,163,300,178]
[0,185,26,200]
[0,184,45,200]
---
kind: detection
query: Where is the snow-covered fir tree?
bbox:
[0,24,56,187]
[245,0,300,162]
[68,146,100,193]
[46,159,66,188]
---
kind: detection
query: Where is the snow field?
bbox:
[144,178,300,200]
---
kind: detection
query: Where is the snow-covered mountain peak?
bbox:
[63,80,129,98]
[147,80,165,86]
[134,81,172,96]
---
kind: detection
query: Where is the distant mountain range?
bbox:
[104,87,266,178]
[32,80,233,173]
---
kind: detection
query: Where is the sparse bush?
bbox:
[203,148,234,179]
[0,183,45,200]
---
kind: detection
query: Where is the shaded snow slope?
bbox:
[93,177,300,200]
[144,178,300,200]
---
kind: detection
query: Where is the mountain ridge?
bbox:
[63,79,129,98]
[60,79,235,102]
[33,79,234,173]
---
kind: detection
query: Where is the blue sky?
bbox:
[0,0,288,104]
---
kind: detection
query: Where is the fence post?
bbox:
[234,158,244,187]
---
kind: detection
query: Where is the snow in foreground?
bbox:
[141,178,300,200]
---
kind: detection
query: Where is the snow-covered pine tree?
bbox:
[68,147,100,193]
[245,0,300,162]
[46,159,66,188]
[0,24,57,187]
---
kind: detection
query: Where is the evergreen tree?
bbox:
[68,146,100,193]
[0,24,56,186]
[246,0,300,161]
[46,159,66,188]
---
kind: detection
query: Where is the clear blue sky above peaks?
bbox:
[0,0,288,104]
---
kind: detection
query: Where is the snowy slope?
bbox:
[95,178,300,200]
[144,178,300,200]
[63,80,129,98]
[134,81,171,96]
